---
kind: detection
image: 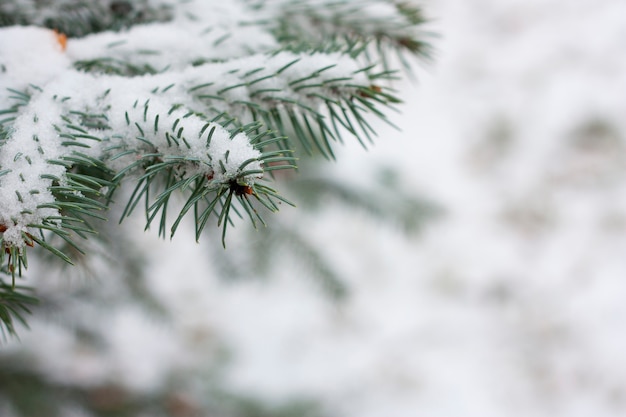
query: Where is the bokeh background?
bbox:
[3,0,626,416]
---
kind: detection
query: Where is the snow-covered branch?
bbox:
[0,0,432,335]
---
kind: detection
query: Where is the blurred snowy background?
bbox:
[3,0,626,416]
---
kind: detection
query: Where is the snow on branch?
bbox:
[0,27,285,268]
[0,0,430,282]
[0,68,271,247]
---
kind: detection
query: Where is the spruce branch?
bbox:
[0,0,433,336]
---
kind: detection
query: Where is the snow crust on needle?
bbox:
[100,83,263,183]
[0,99,65,246]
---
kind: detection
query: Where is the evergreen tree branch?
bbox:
[0,0,434,336]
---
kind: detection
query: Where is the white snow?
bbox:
[3,0,626,416]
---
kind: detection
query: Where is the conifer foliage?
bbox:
[0,0,431,336]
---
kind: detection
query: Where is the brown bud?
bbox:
[53,29,67,52]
